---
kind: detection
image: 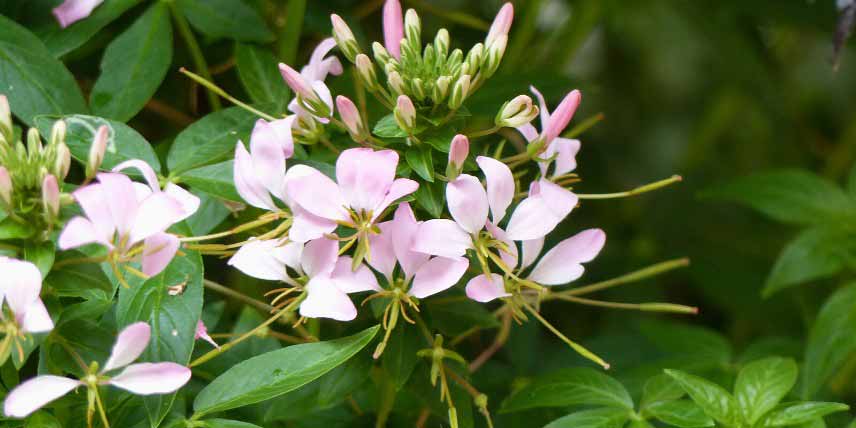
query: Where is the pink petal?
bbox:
[3,375,81,418]
[0,258,42,323]
[272,241,304,273]
[269,116,296,158]
[476,156,514,223]
[505,180,578,241]
[129,192,184,245]
[519,237,544,271]
[367,222,397,281]
[284,165,348,222]
[301,237,338,278]
[383,0,404,59]
[542,90,581,145]
[288,206,338,243]
[485,2,514,48]
[390,203,429,280]
[227,239,290,281]
[58,216,104,249]
[304,38,343,82]
[112,159,160,192]
[108,362,191,395]
[412,219,473,258]
[234,142,276,210]
[250,119,287,200]
[517,122,538,143]
[484,221,517,269]
[300,276,357,321]
[448,134,469,170]
[73,182,115,241]
[528,229,605,285]
[163,183,201,221]
[446,174,489,234]
[141,233,180,277]
[22,299,54,334]
[195,321,219,349]
[529,85,551,131]
[52,0,103,28]
[409,256,469,298]
[545,138,580,177]
[332,257,381,293]
[97,172,139,238]
[336,148,398,213]
[465,273,510,303]
[311,81,334,120]
[371,178,419,222]
[536,178,578,219]
[279,63,316,100]
[103,322,150,372]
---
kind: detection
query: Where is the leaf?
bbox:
[234,43,290,109]
[0,15,87,125]
[35,114,161,172]
[500,367,634,413]
[21,241,55,277]
[167,107,258,174]
[0,217,34,240]
[115,247,204,427]
[664,369,737,426]
[734,357,798,425]
[382,323,423,390]
[763,226,856,296]
[646,400,715,428]
[702,170,856,225]
[185,192,231,236]
[38,0,143,58]
[414,180,445,218]
[406,146,434,182]
[45,251,113,301]
[761,402,850,427]
[180,160,241,202]
[176,0,274,42]
[193,325,380,415]
[849,162,856,199]
[90,2,173,122]
[24,411,61,428]
[543,408,631,428]
[421,125,458,153]
[202,419,263,428]
[801,283,856,398]
[373,114,409,138]
[641,374,686,408]
[424,298,499,336]
[639,320,732,368]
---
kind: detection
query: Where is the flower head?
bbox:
[519,87,582,177]
[282,38,343,122]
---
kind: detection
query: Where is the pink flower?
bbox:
[195,321,219,349]
[368,203,469,298]
[52,0,103,28]
[58,161,197,277]
[282,38,343,122]
[228,237,380,321]
[284,148,418,240]
[518,86,582,178]
[0,258,53,335]
[3,322,191,418]
[383,0,404,59]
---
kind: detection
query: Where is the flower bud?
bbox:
[26,128,42,158]
[432,76,452,104]
[49,120,66,149]
[0,166,12,207]
[404,9,421,52]
[382,0,404,59]
[434,29,450,60]
[55,143,71,179]
[0,95,11,142]
[542,90,581,145]
[465,43,484,75]
[86,125,110,180]
[411,78,426,101]
[485,3,514,48]
[447,74,471,110]
[42,174,59,220]
[482,34,507,78]
[355,54,380,91]
[279,63,320,104]
[496,95,539,128]
[394,95,416,132]
[422,44,436,70]
[336,96,367,142]
[330,14,360,62]
[372,42,393,69]
[387,70,407,95]
[446,49,463,70]
[446,134,469,180]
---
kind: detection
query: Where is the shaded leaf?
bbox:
[761,402,850,427]
[664,369,736,426]
[38,0,143,57]
[763,226,856,296]
[500,367,633,413]
[734,357,798,425]
[646,400,714,428]
[234,42,289,110]
[180,160,241,202]
[801,283,856,398]
[176,0,273,42]
[543,408,631,428]
[167,107,257,174]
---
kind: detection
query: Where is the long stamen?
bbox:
[521,301,609,369]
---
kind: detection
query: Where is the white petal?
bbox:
[412,219,473,258]
[103,322,150,371]
[3,376,81,418]
[228,239,289,282]
[108,362,191,395]
[299,276,357,321]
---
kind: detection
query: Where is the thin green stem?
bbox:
[521,301,609,369]
[549,257,690,299]
[576,175,683,200]
[179,68,277,121]
[467,126,501,139]
[203,279,275,313]
[93,388,110,428]
[168,2,221,111]
[550,294,698,314]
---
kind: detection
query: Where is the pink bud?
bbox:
[383,0,404,59]
[0,166,12,205]
[336,96,365,140]
[449,134,469,169]
[485,3,514,48]
[195,320,219,349]
[395,95,416,129]
[278,63,317,101]
[42,175,60,218]
[542,90,581,145]
[87,125,109,178]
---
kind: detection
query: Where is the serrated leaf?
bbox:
[761,402,849,427]
[734,357,798,425]
[664,369,737,426]
[176,0,274,42]
[179,160,241,202]
[234,43,290,110]
[167,107,258,174]
[801,283,856,398]
[763,226,856,296]
[543,408,631,428]
[646,400,714,428]
[500,367,633,413]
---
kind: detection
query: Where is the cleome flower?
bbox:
[0,258,53,362]
[518,87,582,177]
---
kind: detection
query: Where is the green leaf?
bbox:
[382,323,423,390]
[0,15,87,126]
[414,180,445,218]
[639,320,732,368]
[373,114,409,138]
[761,402,849,427]
[641,374,686,408]
[0,217,34,240]
[646,400,715,428]
[185,192,231,236]
[734,357,798,425]
[702,170,856,225]
[762,226,856,296]
[801,283,856,398]
[167,107,258,174]
[193,325,380,415]
[664,369,737,426]
[424,298,499,336]
[406,146,434,182]
[116,247,204,427]
[46,251,113,301]
[176,0,274,42]
[35,114,161,172]
[38,0,143,58]
[543,408,631,428]
[179,161,241,202]
[421,126,458,153]
[234,43,290,109]
[21,241,55,277]
[848,163,856,199]
[24,411,62,428]
[90,2,173,122]
[202,419,262,428]
[500,367,634,413]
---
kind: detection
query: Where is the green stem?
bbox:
[576,175,683,199]
[93,388,111,428]
[179,68,276,121]
[278,0,306,65]
[168,2,221,111]
[203,279,275,314]
[467,126,501,139]
[550,258,690,298]
[521,301,610,369]
[550,294,698,314]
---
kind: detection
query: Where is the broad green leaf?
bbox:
[0,217,34,240]
[734,357,798,425]
[702,170,856,225]
[646,400,714,428]
[24,411,61,428]
[406,146,434,182]
[763,226,856,296]
[234,43,290,109]
[186,192,231,236]
[176,0,274,42]
[639,320,732,368]
[373,114,409,138]
[167,107,258,174]
[35,114,161,172]
[180,161,241,202]
[641,374,685,408]
[38,0,143,57]
[801,283,856,398]
[21,241,55,277]
[90,2,173,122]
[500,367,634,413]
[664,369,737,426]
[414,180,445,218]
[421,126,458,153]
[543,408,631,428]
[193,325,380,415]
[202,419,262,428]
[45,251,113,301]
[761,402,849,427]
[0,15,87,125]
[382,323,423,390]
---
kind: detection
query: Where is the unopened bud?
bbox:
[482,34,507,78]
[432,76,452,104]
[411,78,426,101]
[279,63,320,103]
[355,54,380,91]
[0,166,12,206]
[336,96,367,142]
[465,43,484,74]
[55,143,71,179]
[387,70,407,95]
[404,9,421,52]
[496,95,539,128]
[0,95,11,141]
[26,128,42,158]
[446,49,463,72]
[434,29,450,59]
[542,90,581,145]
[448,74,471,110]
[86,125,109,179]
[330,14,360,62]
[446,134,469,180]
[50,120,66,148]
[422,44,436,70]
[486,3,514,48]
[372,42,393,69]
[394,95,416,132]
[42,174,60,219]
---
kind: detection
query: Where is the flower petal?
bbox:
[336,148,398,212]
[228,239,290,281]
[465,273,509,303]
[129,192,184,244]
[301,237,338,278]
[97,172,139,238]
[412,219,473,258]
[289,206,338,243]
[22,299,54,334]
[529,85,551,130]
[108,362,191,395]
[250,119,287,200]
[112,159,160,192]
[476,156,514,223]
[484,221,517,269]
[0,258,42,322]
[3,375,81,418]
[163,183,201,221]
[304,38,343,82]
[234,141,276,210]
[73,182,115,241]
[300,277,357,321]
[141,233,180,277]
[505,180,578,241]
[332,257,381,293]
[269,116,296,158]
[390,203,429,280]
[519,237,544,271]
[517,122,538,143]
[58,217,105,249]
[195,321,219,349]
[409,256,469,298]
[103,322,150,372]
[52,0,103,28]
[542,90,581,145]
[528,229,605,285]
[367,222,397,281]
[284,165,348,222]
[446,174,488,234]
[383,0,404,59]
[546,138,580,177]
[371,178,419,222]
